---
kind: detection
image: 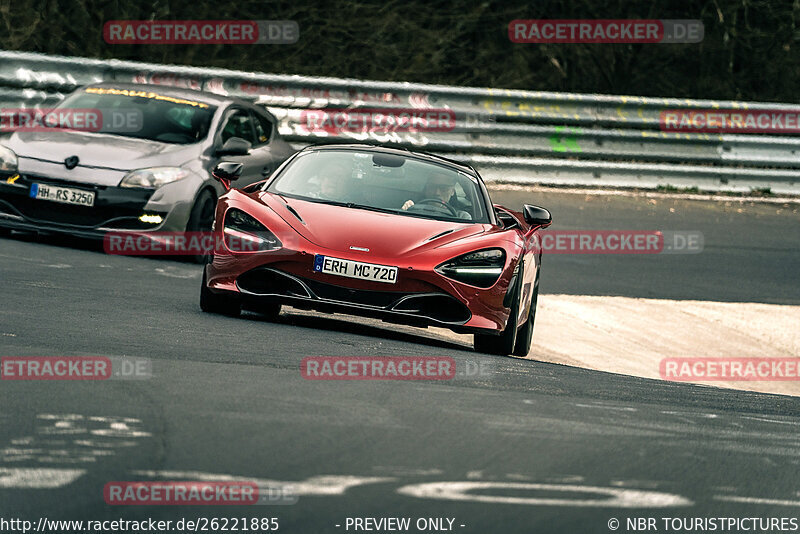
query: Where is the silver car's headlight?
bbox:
[119,167,189,188]
[0,145,18,173]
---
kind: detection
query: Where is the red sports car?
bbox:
[200,144,552,356]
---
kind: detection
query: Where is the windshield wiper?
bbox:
[342,202,398,215]
[271,195,431,217]
[290,197,398,215]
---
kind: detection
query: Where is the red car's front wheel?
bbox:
[512,270,539,357]
[200,268,241,317]
[474,265,538,357]
[474,275,522,356]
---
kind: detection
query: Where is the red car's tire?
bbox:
[200,268,240,317]
[245,301,282,321]
[474,271,521,355]
[512,270,539,357]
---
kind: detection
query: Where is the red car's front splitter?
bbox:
[206,246,514,333]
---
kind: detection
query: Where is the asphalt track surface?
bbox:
[1,190,799,533]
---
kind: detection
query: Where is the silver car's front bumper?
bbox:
[0,172,206,238]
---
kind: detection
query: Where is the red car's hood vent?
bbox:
[261,194,487,257]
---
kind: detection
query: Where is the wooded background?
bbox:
[1,0,797,102]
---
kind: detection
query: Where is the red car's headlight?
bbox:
[223,208,282,252]
[435,248,506,288]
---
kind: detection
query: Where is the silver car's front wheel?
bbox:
[186,189,216,263]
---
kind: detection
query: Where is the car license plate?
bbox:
[29,183,95,207]
[313,255,398,284]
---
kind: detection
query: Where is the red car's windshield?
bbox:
[267,149,490,223]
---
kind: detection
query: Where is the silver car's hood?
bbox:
[4,130,201,172]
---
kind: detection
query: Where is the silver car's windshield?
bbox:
[55,87,217,144]
[267,150,489,223]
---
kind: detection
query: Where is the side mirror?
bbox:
[493,207,519,229]
[211,161,243,191]
[216,137,252,156]
[523,204,552,228]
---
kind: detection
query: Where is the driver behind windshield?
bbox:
[401,171,471,220]
[307,161,350,202]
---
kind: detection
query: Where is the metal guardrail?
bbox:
[1,50,799,193]
[273,109,800,168]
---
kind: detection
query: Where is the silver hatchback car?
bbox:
[0,82,295,243]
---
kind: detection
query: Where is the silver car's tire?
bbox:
[187,189,216,264]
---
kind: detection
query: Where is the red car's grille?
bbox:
[300,277,403,308]
[236,267,471,325]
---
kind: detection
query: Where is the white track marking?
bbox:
[36,414,151,438]
[372,467,443,476]
[0,468,85,488]
[154,267,199,279]
[0,414,150,468]
[661,411,719,418]
[133,471,394,496]
[542,475,585,483]
[91,422,151,438]
[715,495,800,507]
[397,481,693,507]
[73,439,138,448]
[742,416,800,426]
[610,480,663,489]
[575,403,637,412]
